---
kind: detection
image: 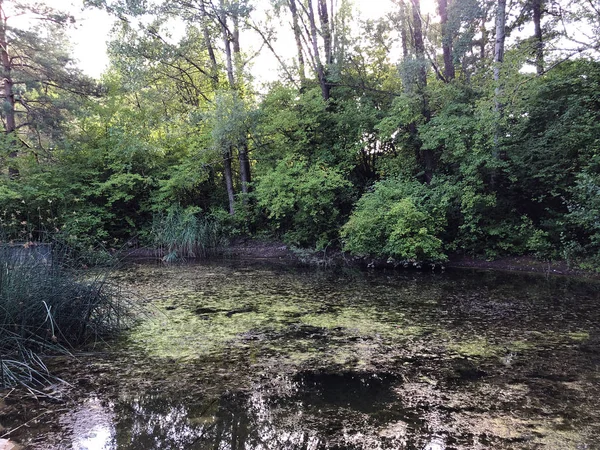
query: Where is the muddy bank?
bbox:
[122,238,598,279]
[222,238,600,279]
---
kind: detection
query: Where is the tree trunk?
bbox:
[479,7,488,60]
[318,0,332,65]
[492,0,507,186]
[411,0,427,90]
[223,149,236,215]
[220,1,236,88]
[307,0,329,100]
[288,0,306,84]
[438,0,455,81]
[494,0,506,85]
[232,5,243,78]
[410,0,433,182]
[0,1,18,177]
[229,3,251,195]
[532,0,543,75]
[200,0,219,87]
[400,6,409,60]
[238,144,251,195]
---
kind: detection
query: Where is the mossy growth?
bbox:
[449,337,500,358]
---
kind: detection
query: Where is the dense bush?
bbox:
[254,156,352,249]
[341,179,448,262]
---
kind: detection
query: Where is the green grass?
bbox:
[151,206,228,262]
[0,241,135,393]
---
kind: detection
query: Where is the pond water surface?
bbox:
[7,260,600,449]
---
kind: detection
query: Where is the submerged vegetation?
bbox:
[0,243,134,392]
[11,261,593,449]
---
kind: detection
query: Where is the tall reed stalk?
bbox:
[152,206,227,262]
[0,241,134,392]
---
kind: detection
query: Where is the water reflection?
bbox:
[65,371,443,450]
[49,262,600,449]
[423,436,445,450]
[60,397,115,450]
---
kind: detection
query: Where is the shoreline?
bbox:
[121,238,600,280]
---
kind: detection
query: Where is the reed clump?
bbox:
[151,206,227,262]
[0,242,134,393]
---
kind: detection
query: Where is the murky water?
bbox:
[5,260,600,449]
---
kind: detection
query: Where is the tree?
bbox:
[438,0,456,80]
[0,0,95,177]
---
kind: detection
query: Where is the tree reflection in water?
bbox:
[65,371,444,450]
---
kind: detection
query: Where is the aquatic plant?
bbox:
[151,206,228,262]
[0,242,135,393]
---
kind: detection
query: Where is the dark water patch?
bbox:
[290,371,400,414]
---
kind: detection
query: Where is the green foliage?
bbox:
[341,179,448,262]
[207,91,255,155]
[3,0,600,270]
[254,156,351,249]
[0,242,135,391]
[151,206,228,262]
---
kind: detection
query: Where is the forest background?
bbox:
[1,0,599,267]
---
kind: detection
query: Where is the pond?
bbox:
[4,260,600,449]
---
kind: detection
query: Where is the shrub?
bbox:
[341,178,448,262]
[254,156,352,249]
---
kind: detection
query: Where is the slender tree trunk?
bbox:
[532,0,543,75]
[220,1,236,88]
[492,0,507,187]
[200,0,219,87]
[494,0,506,85]
[229,3,251,196]
[400,9,409,60]
[232,7,243,77]
[238,143,251,196]
[223,149,236,214]
[318,0,332,65]
[410,0,434,182]
[218,2,238,215]
[411,0,427,90]
[479,10,487,60]
[438,0,455,81]
[0,1,18,177]
[307,0,329,100]
[288,0,306,84]
[217,1,251,205]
